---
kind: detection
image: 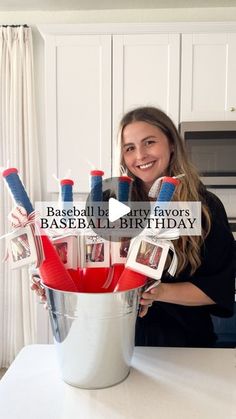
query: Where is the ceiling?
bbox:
[1,0,236,11]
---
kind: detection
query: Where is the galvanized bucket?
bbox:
[44,285,141,389]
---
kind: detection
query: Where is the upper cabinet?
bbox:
[39,24,236,192]
[41,30,180,191]
[112,34,180,133]
[44,34,112,193]
[112,33,180,172]
[181,33,236,121]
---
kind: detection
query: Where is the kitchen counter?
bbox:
[0,344,235,419]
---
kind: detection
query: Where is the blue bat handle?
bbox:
[90,171,104,202]
[60,179,73,205]
[3,168,34,215]
[60,180,74,220]
[61,184,73,202]
[157,181,176,203]
[118,176,132,203]
[118,181,130,203]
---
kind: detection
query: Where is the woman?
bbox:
[118,106,235,347]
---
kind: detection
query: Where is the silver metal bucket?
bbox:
[44,285,141,389]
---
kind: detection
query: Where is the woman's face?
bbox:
[122,121,173,190]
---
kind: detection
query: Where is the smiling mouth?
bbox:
[137,161,155,170]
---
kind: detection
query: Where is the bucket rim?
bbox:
[42,283,143,295]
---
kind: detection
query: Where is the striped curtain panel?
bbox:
[0,25,42,366]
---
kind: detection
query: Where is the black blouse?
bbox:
[135,190,235,347]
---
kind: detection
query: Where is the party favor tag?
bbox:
[6,226,38,269]
[111,238,131,265]
[52,234,78,269]
[125,236,170,280]
[77,234,85,269]
[84,234,110,268]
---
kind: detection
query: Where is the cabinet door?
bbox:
[112,33,180,168]
[181,33,236,121]
[45,35,111,192]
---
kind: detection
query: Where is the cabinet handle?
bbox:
[229,107,235,112]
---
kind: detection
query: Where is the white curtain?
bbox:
[0,26,42,367]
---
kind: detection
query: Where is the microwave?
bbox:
[179,121,236,188]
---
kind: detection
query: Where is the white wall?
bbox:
[1,7,236,24]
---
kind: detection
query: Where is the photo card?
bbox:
[52,234,78,269]
[83,233,110,268]
[6,226,38,269]
[126,236,170,280]
[111,238,131,264]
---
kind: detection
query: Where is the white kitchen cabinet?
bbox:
[113,34,180,139]
[181,33,236,121]
[42,32,180,191]
[44,35,112,193]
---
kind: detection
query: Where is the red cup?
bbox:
[114,268,147,292]
[67,269,82,291]
[103,264,125,292]
[81,267,111,293]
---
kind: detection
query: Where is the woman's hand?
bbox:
[138,283,162,317]
[139,282,216,317]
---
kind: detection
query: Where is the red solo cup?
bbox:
[103,264,125,292]
[81,267,111,293]
[67,269,82,291]
[114,268,147,292]
[74,269,85,292]
[39,235,78,292]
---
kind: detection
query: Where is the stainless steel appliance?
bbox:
[179,121,236,188]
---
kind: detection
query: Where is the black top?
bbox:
[135,190,235,347]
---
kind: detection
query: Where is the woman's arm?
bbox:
[139,282,215,317]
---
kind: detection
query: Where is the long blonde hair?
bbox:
[117,107,211,276]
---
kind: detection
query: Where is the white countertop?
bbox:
[0,344,235,419]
